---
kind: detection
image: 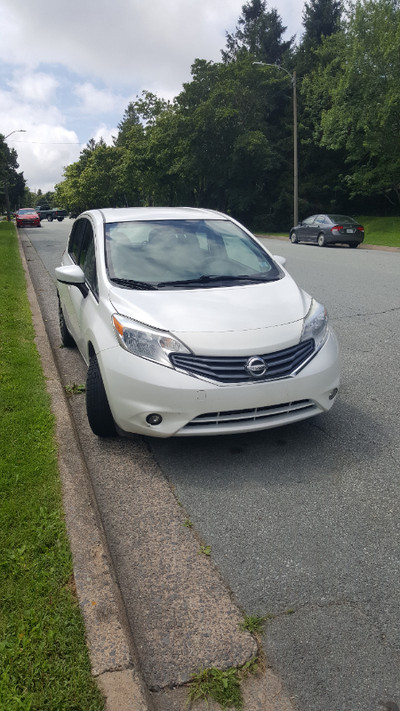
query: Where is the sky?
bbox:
[0,0,304,193]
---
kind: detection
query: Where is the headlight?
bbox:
[112,314,191,367]
[301,299,328,351]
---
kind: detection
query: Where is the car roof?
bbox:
[81,206,229,224]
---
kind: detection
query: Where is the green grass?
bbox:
[355,216,400,248]
[188,659,258,711]
[0,222,104,710]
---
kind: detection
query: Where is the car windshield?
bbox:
[327,215,357,224]
[104,219,281,289]
[19,209,36,214]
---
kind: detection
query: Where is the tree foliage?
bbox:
[54,0,400,227]
[302,0,342,46]
[304,0,400,205]
[0,135,25,214]
[222,0,293,63]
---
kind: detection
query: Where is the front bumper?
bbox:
[98,329,340,438]
[16,220,40,228]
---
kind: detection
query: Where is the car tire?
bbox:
[47,214,53,222]
[57,217,64,222]
[349,242,359,248]
[58,299,75,347]
[290,231,298,244]
[317,232,326,247]
[86,354,117,437]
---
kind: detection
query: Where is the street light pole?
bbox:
[2,129,26,222]
[253,62,298,227]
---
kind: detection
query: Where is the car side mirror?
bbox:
[55,265,88,296]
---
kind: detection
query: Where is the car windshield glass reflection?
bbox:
[105,219,281,289]
[328,215,357,224]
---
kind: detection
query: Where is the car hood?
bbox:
[108,276,311,354]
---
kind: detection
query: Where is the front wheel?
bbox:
[86,354,117,437]
[58,299,75,347]
[317,232,326,247]
[290,231,298,244]
[47,214,53,222]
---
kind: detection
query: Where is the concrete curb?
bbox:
[17,230,152,711]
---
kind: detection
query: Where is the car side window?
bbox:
[303,216,316,226]
[68,218,98,298]
[79,223,98,298]
[68,218,87,263]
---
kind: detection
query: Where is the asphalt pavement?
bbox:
[19,220,400,711]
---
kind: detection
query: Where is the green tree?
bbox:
[0,135,25,217]
[222,0,293,64]
[54,139,122,212]
[302,0,342,46]
[305,0,400,207]
[173,55,294,225]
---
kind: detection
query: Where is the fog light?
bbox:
[329,388,338,401]
[146,413,163,426]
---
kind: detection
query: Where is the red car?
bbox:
[15,208,41,228]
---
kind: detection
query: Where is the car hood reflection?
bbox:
[109,277,311,353]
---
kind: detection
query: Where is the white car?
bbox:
[55,207,339,438]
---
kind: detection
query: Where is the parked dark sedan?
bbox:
[289,214,364,248]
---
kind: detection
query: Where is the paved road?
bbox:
[25,221,400,711]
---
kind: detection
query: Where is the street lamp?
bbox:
[253,62,298,227]
[2,129,26,221]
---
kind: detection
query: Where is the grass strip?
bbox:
[0,221,104,710]
[355,215,400,248]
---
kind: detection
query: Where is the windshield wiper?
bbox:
[157,273,277,288]
[110,277,158,290]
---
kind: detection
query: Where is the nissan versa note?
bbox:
[55,207,340,438]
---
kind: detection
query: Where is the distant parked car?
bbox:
[15,208,41,228]
[290,214,364,248]
[55,207,340,439]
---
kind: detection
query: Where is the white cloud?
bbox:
[13,126,81,193]
[74,82,125,115]
[7,71,59,103]
[92,123,119,146]
[0,0,247,94]
[0,0,304,191]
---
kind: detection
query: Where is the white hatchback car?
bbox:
[55,207,339,438]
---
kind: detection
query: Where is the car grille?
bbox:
[170,339,315,383]
[179,399,319,434]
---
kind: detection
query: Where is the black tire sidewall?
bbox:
[86,355,116,437]
[58,300,75,347]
